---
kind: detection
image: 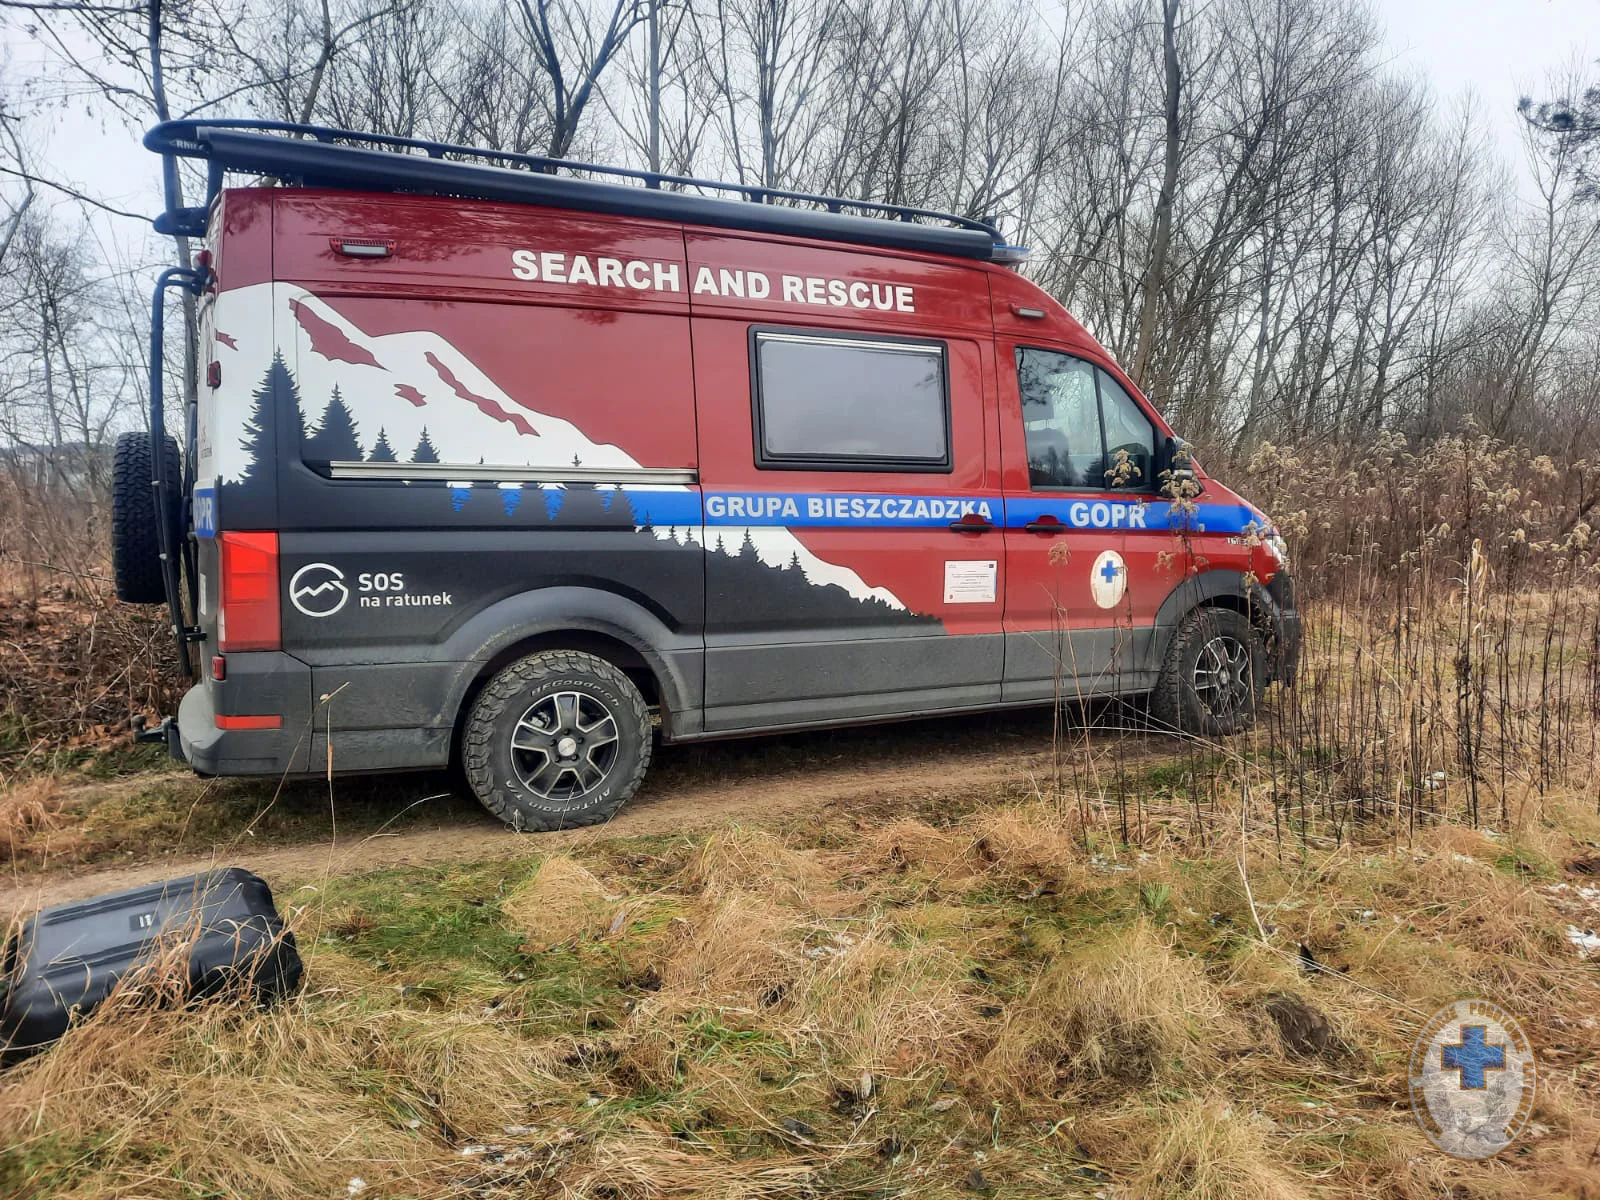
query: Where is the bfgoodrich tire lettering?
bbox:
[463,650,651,831]
[1150,607,1265,737]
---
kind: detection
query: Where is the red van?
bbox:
[117,121,1298,831]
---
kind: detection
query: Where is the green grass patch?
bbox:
[1493,846,1557,881]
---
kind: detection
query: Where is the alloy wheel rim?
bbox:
[510,691,620,801]
[1192,634,1253,717]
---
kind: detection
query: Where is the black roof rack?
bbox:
[144,120,1029,265]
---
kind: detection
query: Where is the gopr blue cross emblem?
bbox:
[1441,1025,1505,1089]
[1099,559,1122,583]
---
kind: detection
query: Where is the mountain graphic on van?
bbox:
[211,282,911,613]
[220,353,939,631]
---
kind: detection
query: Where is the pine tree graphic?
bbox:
[411,427,440,464]
[552,479,613,527]
[304,385,362,463]
[235,352,292,483]
[368,427,398,463]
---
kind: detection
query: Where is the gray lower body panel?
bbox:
[1002,625,1161,704]
[703,630,1003,732]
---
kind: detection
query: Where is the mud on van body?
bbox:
[117,122,1299,831]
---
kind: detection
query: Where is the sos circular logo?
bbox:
[288,562,349,618]
[1410,997,1536,1159]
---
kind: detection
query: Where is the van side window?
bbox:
[1016,348,1155,492]
[1017,349,1102,488]
[1096,369,1155,491]
[752,331,950,471]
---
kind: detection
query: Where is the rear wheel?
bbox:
[1150,607,1264,737]
[462,650,652,831]
[111,430,181,605]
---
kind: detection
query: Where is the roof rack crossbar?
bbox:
[144,119,1030,265]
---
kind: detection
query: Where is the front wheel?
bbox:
[1150,607,1265,737]
[462,650,652,831]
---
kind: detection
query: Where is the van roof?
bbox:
[145,120,1029,267]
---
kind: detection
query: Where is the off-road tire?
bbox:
[112,430,182,605]
[1150,607,1265,737]
[462,650,652,831]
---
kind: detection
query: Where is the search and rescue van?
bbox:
[116,121,1299,830]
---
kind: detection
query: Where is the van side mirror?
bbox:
[1158,435,1195,498]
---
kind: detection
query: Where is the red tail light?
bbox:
[218,532,281,651]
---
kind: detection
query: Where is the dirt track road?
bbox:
[3,709,1114,913]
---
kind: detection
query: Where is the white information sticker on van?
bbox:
[943,560,997,604]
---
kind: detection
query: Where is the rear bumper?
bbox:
[171,651,458,776]
[173,651,315,775]
[175,680,303,774]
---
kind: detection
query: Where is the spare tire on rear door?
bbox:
[112,430,182,605]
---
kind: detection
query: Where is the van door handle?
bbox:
[949,517,994,533]
[1023,519,1065,534]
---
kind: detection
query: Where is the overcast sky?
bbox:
[1384,0,1596,144]
[1,0,1596,261]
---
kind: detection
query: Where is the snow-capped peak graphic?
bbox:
[207,281,905,609]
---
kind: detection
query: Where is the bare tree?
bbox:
[1130,0,1180,390]
[0,213,141,493]
[516,0,646,159]
[3,0,1597,472]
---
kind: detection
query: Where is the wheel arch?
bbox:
[1150,569,1283,672]
[456,628,661,738]
[437,586,701,762]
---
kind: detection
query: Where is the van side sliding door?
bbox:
[688,239,1004,732]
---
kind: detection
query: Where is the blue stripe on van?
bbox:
[1002,497,1260,534]
[704,492,997,527]
[435,484,1262,536]
[697,491,1259,533]
[612,488,703,526]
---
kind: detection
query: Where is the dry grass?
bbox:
[501,853,621,948]
[985,921,1234,1098]
[685,825,834,908]
[1115,1093,1313,1200]
[4,777,1600,1198]
[0,480,178,766]
[0,777,64,849]
[564,1131,819,1200]
[651,889,800,1004]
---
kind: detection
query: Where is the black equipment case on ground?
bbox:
[1,867,302,1060]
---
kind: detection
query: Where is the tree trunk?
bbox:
[1131,0,1180,391]
[148,1,198,417]
[647,0,661,173]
